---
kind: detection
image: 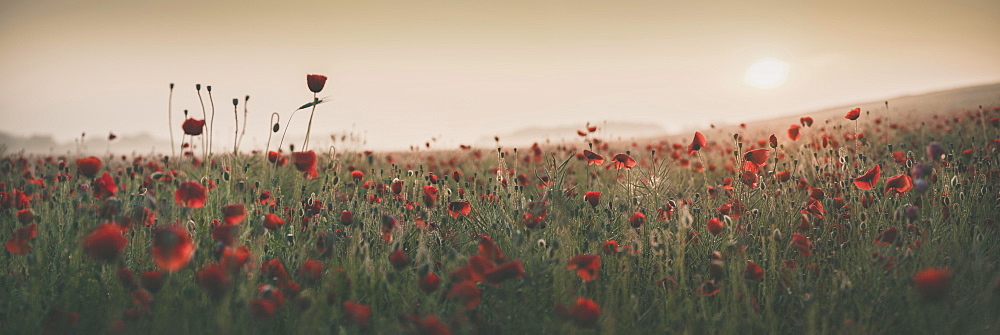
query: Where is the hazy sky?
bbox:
[2,0,999,151]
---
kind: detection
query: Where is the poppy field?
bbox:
[2,78,1000,334]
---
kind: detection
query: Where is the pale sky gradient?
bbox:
[2,0,999,151]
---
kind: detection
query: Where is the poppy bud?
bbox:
[273,123,280,133]
[232,98,239,106]
[196,84,201,91]
[206,85,212,92]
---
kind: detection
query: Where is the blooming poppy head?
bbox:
[706,217,724,236]
[446,281,481,310]
[584,191,601,208]
[744,261,764,281]
[874,227,898,246]
[688,131,707,154]
[791,233,811,257]
[566,297,601,328]
[196,263,232,298]
[484,260,525,285]
[83,223,128,262]
[419,272,441,293]
[854,164,881,190]
[800,116,814,127]
[6,224,39,254]
[846,107,861,120]
[787,124,801,141]
[75,156,102,178]
[263,213,286,231]
[342,301,372,326]
[447,201,471,218]
[389,249,409,270]
[306,74,328,93]
[152,224,195,272]
[567,254,601,282]
[612,153,636,170]
[912,267,950,300]
[92,171,118,199]
[602,240,619,254]
[292,151,318,179]
[422,185,439,207]
[211,224,240,247]
[182,118,206,136]
[221,204,246,224]
[299,259,324,283]
[744,149,769,166]
[175,180,208,208]
[629,212,645,228]
[340,210,354,225]
[583,150,605,165]
[477,235,506,264]
[884,174,913,197]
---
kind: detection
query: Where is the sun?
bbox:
[744,58,790,89]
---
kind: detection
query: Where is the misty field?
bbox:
[2,95,1000,334]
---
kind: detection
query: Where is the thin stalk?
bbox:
[266,112,280,156]
[232,98,239,155]
[303,93,318,150]
[196,84,207,160]
[208,86,216,157]
[168,83,176,157]
[238,95,249,151]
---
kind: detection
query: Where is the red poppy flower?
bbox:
[419,272,441,293]
[211,224,239,247]
[422,185,439,207]
[153,224,195,272]
[629,212,645,228]
[478,235,506,264]
[307,74,327,93]
[696,280,721,296]
[182,118,206,136]
[16,208,33,225]
[141,271,165,292]
[809,188,825,200]
[196,263,232,298]
[175,180,207,208]
[5,223,37,254]
[874,227,898,246]
[263,213,286,231]
[556,297,601,328]
[293,151,318,179]
[447,201,472,218]
[221,204,246,224]
[775,170,791,182]
[340,210,354,225]
[744,261,764,281]
[83,223,128,262]
[884,174,913,197]
[250,298,277,319]
[791,233,811,257]
[800,116,813,127]
[845,107,861,120]
[221,245,252,272]
[344,301,372,327]
[582,150,604,165]
[484,260,525,285]
[267,151,282,164]
[567,254,601,282]
[299,259,323,283]
[350,170,364,181]
[744,149,769,166]
[75,156,103,178]
[584,191,601,208]
[602,240,619,254]
[787,124,801,141]
[802,198,824,218]
[912,267,950,300]
[688,131,707,154]
[706,217,724,236]
[261,258,290,284]
[854,164,881,190]
[389,249,409,270]
[446,281,481,310]
[92,171,118,199]
[768,134,778,148]
[612,153,636,170]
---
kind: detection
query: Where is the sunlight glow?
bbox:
[745,58,790,89]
